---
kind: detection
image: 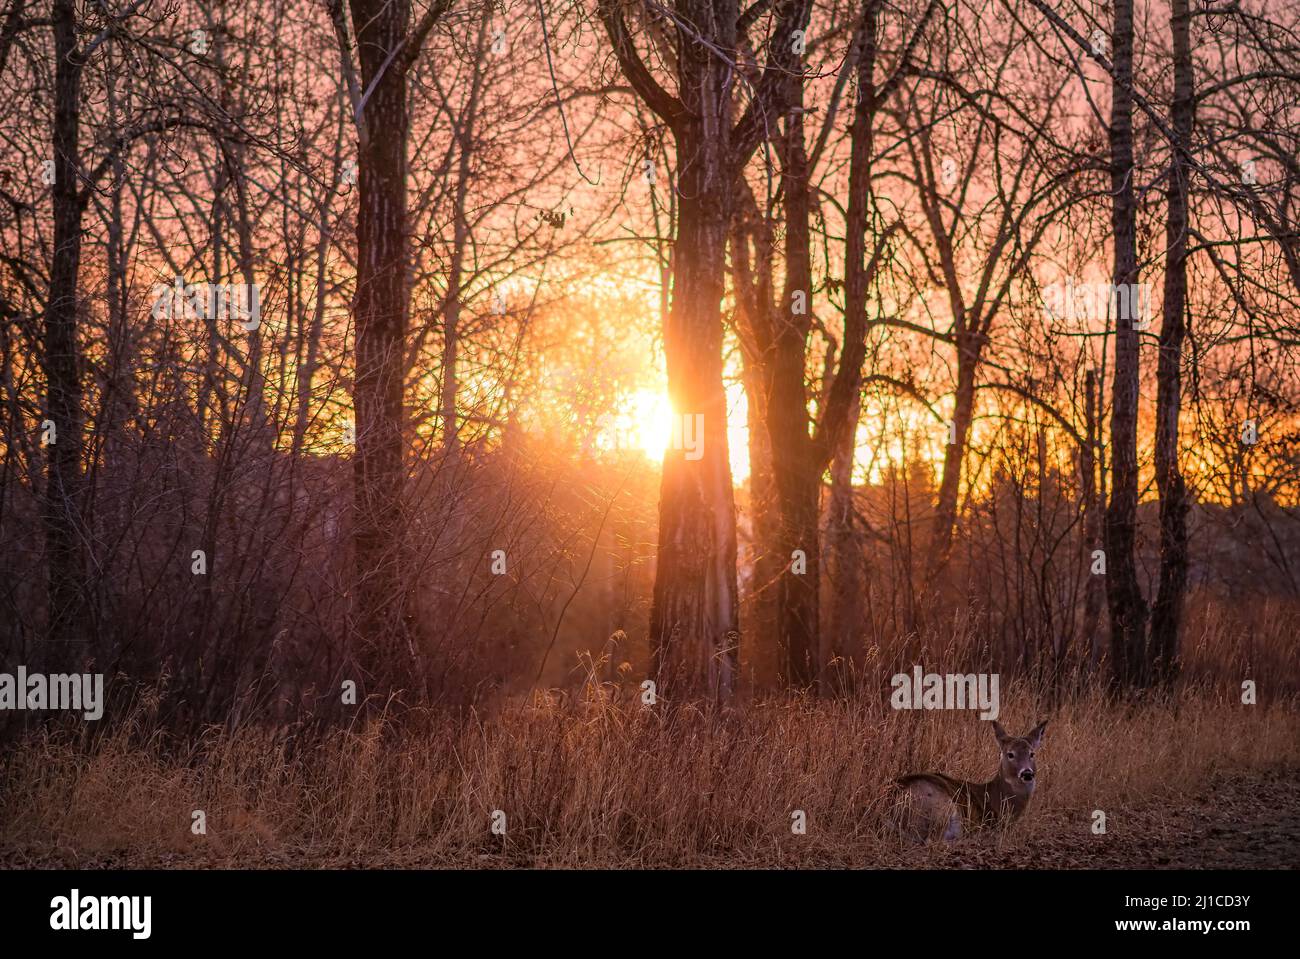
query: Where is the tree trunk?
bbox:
[760,1,879,692]
[823,389,862,689]
[1105,0,1148,691]
[1081,367,1105,672]
[817,2,880,688]
[648,2,741,702]
[349,0,418,694]
[769,67,820,689]
[600,0,819,700]
[1149,0,1194,687]
[43,0,88,661]
[732,182,779,688]
[742,355,781,688]
[929,342,977,577]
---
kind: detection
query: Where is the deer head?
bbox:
[992,720,1047,792]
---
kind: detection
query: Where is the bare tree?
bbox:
[1150,0,1194,686]
[328,0,454,698]
[1103,0,1149,690]
[596,0,806,700]
[43,0,89,658]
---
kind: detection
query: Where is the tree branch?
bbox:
[596,0,683,128]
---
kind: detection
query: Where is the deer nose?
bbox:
[1019,769,1035,782]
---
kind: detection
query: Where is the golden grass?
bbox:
[1,681,1295,868]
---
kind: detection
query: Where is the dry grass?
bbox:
[1,680,1296,868]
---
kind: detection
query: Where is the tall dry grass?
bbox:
[1,678,1295,868]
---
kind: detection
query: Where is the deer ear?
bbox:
[992,721,1009,743]
[1027,720,1048,749]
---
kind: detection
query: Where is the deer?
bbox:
[892,720,1047,842]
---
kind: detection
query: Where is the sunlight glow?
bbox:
[598,384,752,483]
[625,388,674,457]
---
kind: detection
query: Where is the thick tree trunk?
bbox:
[44,0,88,660]
[648,1,740,702]
[1149,0,1194,687]
[349,0,418,694]
[603,0,821,700]
[1105,0,1148,691]
[769,74,820,689]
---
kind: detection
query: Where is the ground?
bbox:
[3,768,1295,870]
[891,768,1300,870]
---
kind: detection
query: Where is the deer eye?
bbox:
[1006,752,1015,759]
[1030,752,1035,758]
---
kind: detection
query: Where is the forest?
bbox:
[0,0,1297,869]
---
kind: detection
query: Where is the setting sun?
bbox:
[620,388,674,457]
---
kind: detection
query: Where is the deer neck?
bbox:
[973,772,1032,822]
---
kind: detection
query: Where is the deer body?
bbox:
[893,721,1047,842]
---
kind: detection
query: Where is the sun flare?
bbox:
[595,385,751,482]
[624,388,674,457]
